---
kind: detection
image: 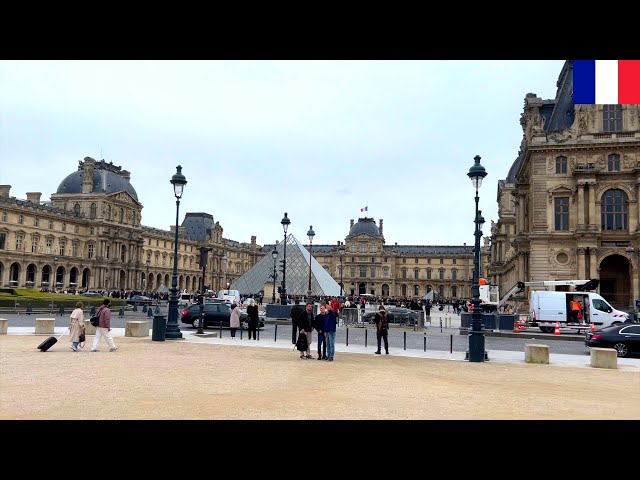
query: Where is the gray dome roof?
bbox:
[348,218,381,237]
[56,167,138,200]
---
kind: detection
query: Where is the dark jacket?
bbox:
[323,310,337,332]
[298,310,313,332]
[374,312,389,331]
[246,304,259,327]
[290,304,304,327]
[314,313,328,332]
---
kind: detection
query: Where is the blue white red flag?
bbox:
[573,60,640,104]
[360,206,368,213]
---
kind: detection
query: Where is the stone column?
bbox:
[577,184,585,226]
[588,183,597,227]
[576,248,586,279]
[589,248,598,280]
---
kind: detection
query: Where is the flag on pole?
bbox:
[360,206,368,213]
[573,60,640,104]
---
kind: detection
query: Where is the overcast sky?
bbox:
[0,60,566,247]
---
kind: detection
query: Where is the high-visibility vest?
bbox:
[570,301,581,312]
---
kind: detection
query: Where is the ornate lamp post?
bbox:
[53,256,58,292]
[144,258,150,293]
[466,155,488,362]
[222,255,228,291]
[339,242,345,297]
[166,165,187,340]
[306,225,315,303]
[271,245,278,304]
[280,212,290,305]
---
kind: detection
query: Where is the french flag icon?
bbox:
[573,60,640,104]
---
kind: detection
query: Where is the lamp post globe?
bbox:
[271,245,278,304]
[166,165,187,340]
[466,155,487,362]
[280,212,290,305]
[306,225,315,303]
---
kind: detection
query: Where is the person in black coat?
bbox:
[246,299,260,340]
[314,305,329,360]
[290,299,304,345]
[297,303,314,359]
[374,305,389,355]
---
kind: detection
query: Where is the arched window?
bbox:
[119,208,124,223]
[73,204,81,216]
[451,286,458,297]
[555,155,567,174]
[601,189,628,230]
[90,203,97,219]
[608,154,620,172]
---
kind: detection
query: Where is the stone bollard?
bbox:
[125,320,150,337]
[525,344,550,364]
[35,318,56,334]
[0,318,8,335]
[83,319,97,335]
[590,347,617,369]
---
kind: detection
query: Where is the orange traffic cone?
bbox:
[514,321,520,333]
[554,321,560,336]
[590,322,595,332]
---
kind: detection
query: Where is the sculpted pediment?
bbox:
[107,190,139,206]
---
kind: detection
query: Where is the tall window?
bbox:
[107,205,111,220]
[603,105,622,132]
[18,214,24,224]
[414,285,419,296]
[48,220,53,229]
[88,244,94,259]
[370,267,376,278]
[1,211,6,221]
[59,241,66,256]
[428,259,431,264]
[16,234,23,250]
[451,286,458,298]
[90,203,97,219]
[601,189,628,230]
[31,236,38,253]
[350,267,355,277]
[360,244,366,253]
[121,245,126,262]
[402,258,406,264]
[106,245,110,259]
[414,268,419,279]
[440,259,443,264]
[453,259,456,264]
[555,156,567,174]
[73,203,80,216]
[0,232,5,249]
[414,258,419,264]
[359,266,367,278]
[452,269,457,280]
[554,197,570,231]
[46,238,52,254]
[439,286,445,297]
[34,217,39,227]
[427,269,432,280]
[401,268,407,279]
[62,222,66,232]
[383,267,389,277]
[120,208,124,223]
[607,154,620,172]
[72,242,78,257]
[439,269,445,280]
[401,285,407,296]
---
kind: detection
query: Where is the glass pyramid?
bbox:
[230,234,341,297]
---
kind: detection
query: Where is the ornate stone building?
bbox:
[260,217,489,300]
[0,157,261,292]
[487,60,640,310]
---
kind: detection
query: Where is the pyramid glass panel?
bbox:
[230,234,340,297]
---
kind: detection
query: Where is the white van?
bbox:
[217,289,240,304]
[178,291,196,307]
[529,290,630,333]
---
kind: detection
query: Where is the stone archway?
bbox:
[599,254,631,309]
[382,283,389,296]
[119,270,126,290]
[358,282,366,295]
[82,268,90,289]
[10,262,20,286]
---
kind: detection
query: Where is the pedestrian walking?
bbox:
[290,299,304,344]
[91,298,118,352]
[230,301,240,338]
[69,301,85,352]
[246,298,259,340]
[374,305,389,355]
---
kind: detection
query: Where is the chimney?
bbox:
[26,192,42,204]
[82,157,95,194]
[251,235,256,245]
[0,185,12,197]
[337,240,341,246]
[121,170,131,181]
[379,219,383,235]
[350,219,354,228]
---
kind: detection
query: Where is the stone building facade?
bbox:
[0,157,261,292]
[487,61,640,310]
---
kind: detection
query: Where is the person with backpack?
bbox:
[91,298,118,352]
[374,305,389,355]
[296,302,314,359]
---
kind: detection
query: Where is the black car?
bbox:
[585,323,640,357]
[181,303,264,329]
[126,295,153,306]
[362,307,419,325]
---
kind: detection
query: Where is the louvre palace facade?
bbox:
[0,157,489,301]
[487,60,640,310]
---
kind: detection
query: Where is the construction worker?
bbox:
[569,298,582,323]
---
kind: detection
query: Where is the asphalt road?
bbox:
[1,308,593,357]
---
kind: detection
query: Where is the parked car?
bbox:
[126,295,153,306]
[585,323,640,357]
[362,307,419,325]
[181,303,264,329]
[80,291,102,297]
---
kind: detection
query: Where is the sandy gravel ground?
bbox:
[1,335,639,420]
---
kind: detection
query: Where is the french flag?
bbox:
[573,60,640,104]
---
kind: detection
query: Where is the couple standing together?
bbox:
[292,302,337,361]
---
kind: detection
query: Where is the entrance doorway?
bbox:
[599,254,631,309]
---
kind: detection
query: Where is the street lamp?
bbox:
[306,225,315,303]
[280,212,290,305]
[222,255,228,291]
[271,245,278,304]
[166,165,187,340]
[145,258,150,293]
[53,256,58,292]
[466,155,488,362]
[339,242,346,297]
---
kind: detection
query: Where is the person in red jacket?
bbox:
[91,298,118,352]
[330,297,340,326]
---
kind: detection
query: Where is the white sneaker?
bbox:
[69,345,77,352]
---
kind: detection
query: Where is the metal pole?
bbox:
[365,328,367,348]
[281,233,287,305]
[165,198,183,339]
[468,184,486,361]
[196,259,205,335]
[274,324,277,342]
[404,330,406,350]
[346,327,349,346]
[307,240,312,300]
[340,255,343,297]
[272,256,277,304]
[424,332,426,352]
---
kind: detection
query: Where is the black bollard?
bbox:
[424,332,427,352]
[450,334,453,354]
[26,303,33,315]
[257,326,260,341]
[365,329,367,348]
[346,327,349,346]
[440,318,443,333]
[274,324,277,342]
[119,306,125,318]
[404,331,406,350]
[240,327,243,339]
[219,320,222,338]
[142,304,147,313]
[59,305,65,316]
[147,307,153,318]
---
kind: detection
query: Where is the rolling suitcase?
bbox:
[37,329,68,352]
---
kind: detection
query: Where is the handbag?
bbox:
[78,332,86,343]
